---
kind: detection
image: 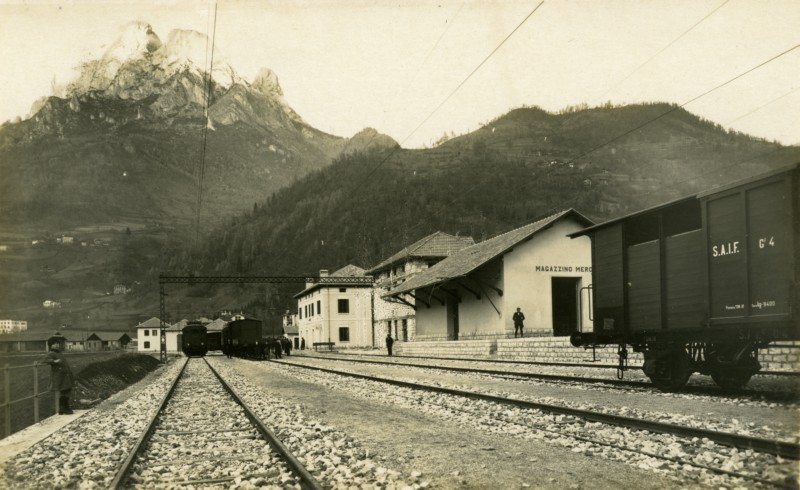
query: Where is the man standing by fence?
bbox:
[42,343,74,414]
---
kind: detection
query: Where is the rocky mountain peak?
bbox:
[252,68,284,98]
[62,24,239,102]
[104,21,163,60]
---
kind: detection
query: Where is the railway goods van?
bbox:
[181,321,209,357]
[206,330,222,351]
[570,164,799,390]
[222,318,283,358]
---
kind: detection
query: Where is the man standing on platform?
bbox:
[513,307,526,338]
[385,333,394,356]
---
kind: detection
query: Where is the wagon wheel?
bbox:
[706,344,760,391]
[644,349,692,392]
[710,371,753,390]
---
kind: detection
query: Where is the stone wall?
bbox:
[393,337,800,372]
[761,342,800,372]
[395,340,495,358]
[495,337,643,366]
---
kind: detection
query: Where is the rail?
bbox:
[276,359,800,460]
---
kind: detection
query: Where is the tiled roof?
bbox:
[367,232,475,273]
[332,264,366,277]
[206,318,228,331]
[293,264,372,298]
[88,331,133,341]
[0,331,76,342]
[0,331,131,342]
[283,325,299,335]
[135,317,164,329]
[387,209,593,296]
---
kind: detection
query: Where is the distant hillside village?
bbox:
[0,209,597,356]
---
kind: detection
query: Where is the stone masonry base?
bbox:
[391,338,800,373]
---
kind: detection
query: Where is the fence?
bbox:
[0,362,57,439]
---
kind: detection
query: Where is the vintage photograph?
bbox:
[0,0,798,488]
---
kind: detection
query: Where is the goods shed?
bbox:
[386,209,594,340]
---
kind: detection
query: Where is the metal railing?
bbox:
[0,362,56,439]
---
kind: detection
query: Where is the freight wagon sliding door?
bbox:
[705,175,794,322]
[627,240,661,332]
[746,182,793,318]
[664,230,706,329]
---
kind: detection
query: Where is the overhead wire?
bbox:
[563,41,800,169]
[338,0,545,199]
[329,1,468,174]
[534,143,800,223]
[723,85,800,126]
[397,1,467,115]
[396,40,800,240]
[594,0,730,104]
[194,2,219,253]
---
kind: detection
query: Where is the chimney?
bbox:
[319,269,329,278]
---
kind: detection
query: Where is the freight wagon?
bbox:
[570,164,799,390]
[222,317,283,358]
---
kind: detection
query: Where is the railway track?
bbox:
[274,358,800,461]
[331,351,800,377]
[111,357,321,489]
[311,353,799,401]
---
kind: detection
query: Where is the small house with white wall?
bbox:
[386,209,594,340]
[136,317,181,354]
[294,266,374,349]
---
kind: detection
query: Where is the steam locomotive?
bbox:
[570,163,799,390]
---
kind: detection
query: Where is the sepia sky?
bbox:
[1,0,798,148]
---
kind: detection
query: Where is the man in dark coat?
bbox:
[42,343,74,414]
[385,334,394,356]
[300,337,305,350]
[282,337,292,356]
[271,338,282,359]
[513,307,526,338]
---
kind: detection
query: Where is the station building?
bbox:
[367,231,474,347]
[385,209,595,341]
[294,265,374,348]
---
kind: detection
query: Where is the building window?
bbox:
[144,330,149,336]
[317,300,321,315]
[337,299,349,313]
[144,341,150,349]
[152,329,158,336]
[339,327,350,342]
[299,307,302,320]
[402,319,408,341]
[339,288,347,293]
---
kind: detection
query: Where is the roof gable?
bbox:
[367,232,475,273]
[332,264,366,277]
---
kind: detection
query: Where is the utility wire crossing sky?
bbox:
[1,0,798,148]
